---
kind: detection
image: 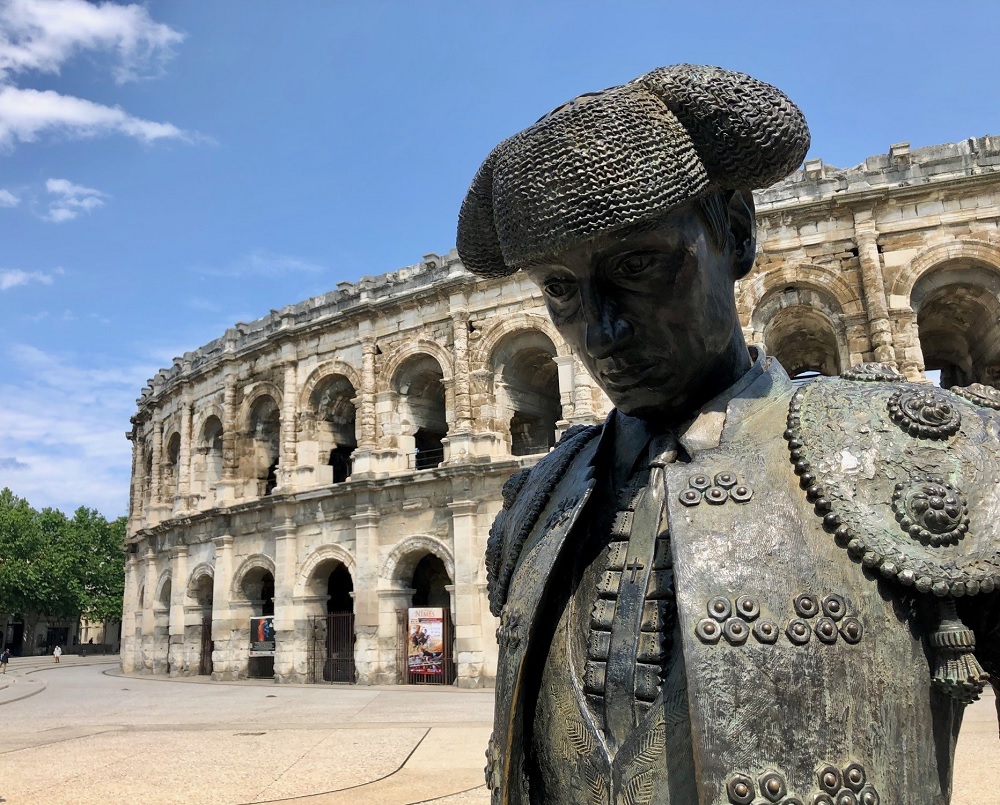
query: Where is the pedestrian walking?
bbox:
[53,644,62,663]
[1,647,9,673]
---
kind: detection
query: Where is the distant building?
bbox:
[123,135,1000,685]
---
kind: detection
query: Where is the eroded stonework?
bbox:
[124,135,1000,686]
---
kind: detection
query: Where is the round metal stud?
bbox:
[679,488,702,507]
[786,618,811,645]
[794,593,820,618]
[891,475,968,547]
[758,770,786,803]
[821,594,846,620]
[781,800,805,805]
[835,792,858,805]
[695,618,722,644]
[887,388,962,439]
[843,763,866,792]
[857,786,879,805]
[723,617,749,646]
[753,618,779,644]
[817,765,841,795]
[715,471,738,489]
[840,616,863,644]
[726,773,755,805]
[689,473,711,492]
[735,595,760,620]
[811,795,835,805]
[842,362,904,382]
[731,484,754,503]
[708,597,732,621]
[705,486,729,505]
[814,617,838,644]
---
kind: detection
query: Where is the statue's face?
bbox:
[525,203,744,422]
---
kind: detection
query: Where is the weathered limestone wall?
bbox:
[124,135,1000,686]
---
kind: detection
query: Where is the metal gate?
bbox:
[395,609,456,685]
[199,613,214,676]
[310,613,356,684]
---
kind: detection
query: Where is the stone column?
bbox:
[854,210,897,366]
[554,355,577,427]
[126,430,142,530]
[277,357,298,492]
[142,549,157,673]
[211,534,235,680]
[351,337,379,475]
[351,503,381,684]
[122,554,141,672]
[178,395,193,510]
[217,371,239,504]
[449,499,485,687]
[149,421,163,517]
[169,545,189,675]
[272,510,301,682]
[452,306,473,433]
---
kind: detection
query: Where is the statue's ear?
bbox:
[728,189,757,279]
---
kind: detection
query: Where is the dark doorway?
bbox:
[328,447,353,483]
[199,613,214,676]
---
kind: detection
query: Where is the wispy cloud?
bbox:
[0,0,185,84]
[0,0,192,151]
[199,249,327,279]
[0,266,59,290]
[0,342,158,516]
[44,176,105,221]
[0,187,18,206]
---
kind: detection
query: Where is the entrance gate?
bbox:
[199,614,213,676]
[310,613,356,684]
[395,609,456,685]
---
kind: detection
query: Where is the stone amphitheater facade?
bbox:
[123,135,1000,686]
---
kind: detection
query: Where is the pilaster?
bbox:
[448,498,486,687]
[217,370,239,505]
[272,510,300,682]
[854,209,898,366]
[168,545,189,675]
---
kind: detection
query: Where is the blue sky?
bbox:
[1,0,998,517]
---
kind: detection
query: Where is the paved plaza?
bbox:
[0,656,996,804]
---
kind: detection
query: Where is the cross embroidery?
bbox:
[625,559,645,583]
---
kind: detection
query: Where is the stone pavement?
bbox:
[0,656,995,804]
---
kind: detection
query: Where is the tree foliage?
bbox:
[0,488,125,624]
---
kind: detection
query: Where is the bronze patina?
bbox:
[457,64,1000,805]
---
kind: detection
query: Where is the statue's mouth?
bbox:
[601,363,657,390]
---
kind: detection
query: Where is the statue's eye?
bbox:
[613,253,658,277]
[543,279,574,299]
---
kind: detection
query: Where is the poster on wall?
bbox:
[407,607,444,677]
[249,616,276,657]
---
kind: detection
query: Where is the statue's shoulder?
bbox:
[788,364,1000,597]
[485,423,602,617]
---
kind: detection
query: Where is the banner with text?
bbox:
[249,616,276,656]
[407,607,444,677]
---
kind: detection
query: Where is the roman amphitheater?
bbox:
[123,135,1000,687]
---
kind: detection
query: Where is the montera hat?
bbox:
[457,64,810,278]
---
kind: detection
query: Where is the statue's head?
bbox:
[457,65,809,422]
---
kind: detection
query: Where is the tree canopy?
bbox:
[0,488,126,624]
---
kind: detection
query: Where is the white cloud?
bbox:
[200,249,327,278]
[0,85,187,149]
[0,187,18,206]
[0,266,57,290]
[0,342,157,516]
[0,0,185,84]
[44,176,105,221]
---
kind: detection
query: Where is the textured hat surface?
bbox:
[457,64,810,278]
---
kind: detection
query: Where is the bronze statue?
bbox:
[457,65,1000,805]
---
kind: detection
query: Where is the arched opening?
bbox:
[241,567,275,617]
[403,552,455,685]
[191,574,214,676]
[311,375,357,484]
[912,262,1000,389]
[395,355,447,470]
[493,331,560,456]
[763,307,842,378]
[411,554,450,609]
[198,416,224,493]
[164,432,181,498]
[248,396,281,496]
[306,560,356,684]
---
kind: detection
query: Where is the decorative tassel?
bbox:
[929,599,989,704]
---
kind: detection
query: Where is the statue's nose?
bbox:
[585,303,633,360]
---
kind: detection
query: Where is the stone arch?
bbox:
[302,369,359,482]
[238,382,284,432]
[903,245,1000,387]
[240,387,282,496]
[230,554,276,601]
[153,570,173,611]
[299,360,362,411]
[738,262,863,323]
[383,535,455,588]
[192,404,224,446]
[890,239,1000,300]
[186,563,215,602]
[751,285,850,377]
[471,313,570,368]
[377,340,454,393]
[488,328,562,455]
[382,349,450,469]
[294,544,357,598]
[194,412,224,494]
